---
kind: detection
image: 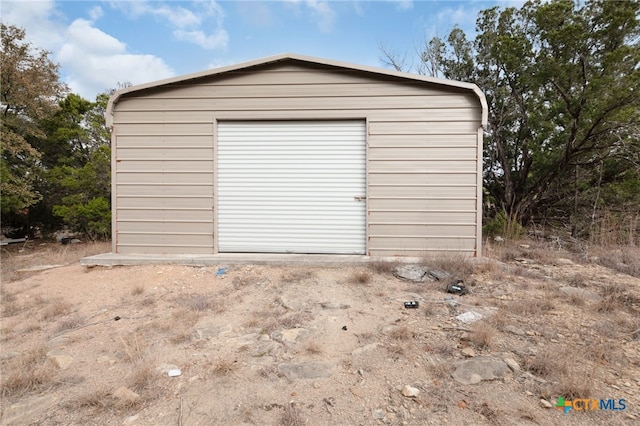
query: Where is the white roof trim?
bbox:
[106,53,487,127]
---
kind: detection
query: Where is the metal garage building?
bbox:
[106,53,487,257]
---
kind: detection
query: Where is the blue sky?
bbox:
[2,1,522,100]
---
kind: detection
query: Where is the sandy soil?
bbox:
[1,243,639,425]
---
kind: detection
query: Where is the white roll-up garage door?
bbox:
[217,120,366,254]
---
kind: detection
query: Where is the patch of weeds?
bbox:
[368,259,397,274]
[180,293,225,313]
[593,246,640,278]
[280,270,315,284]
[523,350,567,378]
[567,293,586,307]
[304,341,323,355]
[139,297,155,307]
[594,283,638,314]
[426,361,453,379]
[0,344,57,397]
[423,253,475,281]
[487,309,509,328]
[475,401,500,425]
[430,341,456,357]
[567,273,588,288]
[171,308,201,326]
[355,332,375,344]
[128,363,156,393]
[232,275,255,289]
[131,285,144,296]
[54,315,87,333]
[169,329,192,344]
[385,343,406,358]
[389,325,412,341]
[348,270,371,285]
[210,358,238,376]
[508,298,555,316]
[119,333,146,364]
[469,323,494,350]
[280,402,303,426]
[553,369,595,399]
[68,387,112,410]
[41,298,72,320]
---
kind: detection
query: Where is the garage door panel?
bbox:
[217,120,366,254]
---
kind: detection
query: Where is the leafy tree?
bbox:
[0,23,67,216]
[386,0,640,239]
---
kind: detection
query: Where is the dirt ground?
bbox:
[1,240,639,425]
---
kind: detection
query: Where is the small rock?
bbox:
[503,357,520,372]
[350,387,364,398]
[113,387,140,403]
[455,311,483,324]
[461,347,475,358]
[393,265,433,283]
[372,409,385,419]
[519,244,530,249]
[278,362,335,380]
[555,258,574,266]
[525,391,534,396]
[451,356,511,385]
[271,328,308,344]
[540,399,553,408]
[46,350,73,370]
[122,414,139,425]
[402,385,420,398]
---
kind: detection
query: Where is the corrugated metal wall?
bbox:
[217,121,366,254]
[112,61,482,256]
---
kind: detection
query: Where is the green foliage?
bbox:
[1,23,67,215]
[483,210,524,239]
[417,0,640,240]
[50,146,111,240]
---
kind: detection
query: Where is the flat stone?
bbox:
[455,311,483,324]
[555,258,574,266]
[278,361,334,380]
[401,385,420,398]
[559,287,603,302]
[540,399,553,408]
[372,409,385,419]
[271,328,308,343]
[2,395,56,425]
[451,356,511,385]
[352,343,379,356]
[46,349,73,370]
[503,357,520,372]
[393,265,433,283]
[504,325,526,336]
[249,341,279,357]
[113,386,140,403]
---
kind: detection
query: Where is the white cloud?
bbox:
[393,0,414,11]
[88,6,103,21]
[58,19,174,98]
[305,0,336,33]
[174,28,229,50]
[1,0,65,50]
[108,0,228,50]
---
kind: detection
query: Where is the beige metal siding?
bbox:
[112,61,482,256]
[114,122,214,254]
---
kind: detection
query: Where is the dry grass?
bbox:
[41,298,72,320]
[389,325,412,341]
[303,341,323,355]
[69,387,112,410]
[523,350,567,378]
[119,333,146,364]
[131,285,145,296]
[423,253,475,281]
[348,270,371,285]
[280,402,303,426]
[210,358,238,376]
[0,241,111,283]
[368,259,397,274]
[468,323,495,350]
[280,270,315,284]
[0,344,58,397]
[507,298,555,315]
[54,315,87,333]
[594,283,639,313]
[588,245,640,278]
[566,273,588,288]
[128,363,156,393]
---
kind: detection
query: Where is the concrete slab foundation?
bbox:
[81,253,426,268]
